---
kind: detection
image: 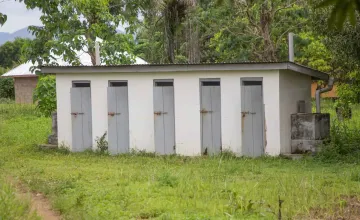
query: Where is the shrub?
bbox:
[0,77,14,99]
[33,75,56,117]
[95,132,108,154]
[315,120,360,163]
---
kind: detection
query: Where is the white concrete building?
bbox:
[42,62,328,157]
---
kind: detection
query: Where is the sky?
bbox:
[0,0,42,33]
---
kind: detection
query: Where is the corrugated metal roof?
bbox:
[2,55,147,77]
[41,61,329,80]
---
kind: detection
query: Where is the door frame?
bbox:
[240,77,265,155]
[107,80,130,154]
[72,80,91,88]
[153,79,176,155]
[199,78,221,154]
[70,81,92,152]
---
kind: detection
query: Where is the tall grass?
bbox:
[2,102,360,218]
[0,104,39,120]
[1,103,360,218]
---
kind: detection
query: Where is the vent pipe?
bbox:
[95,41,100,65]
[315,77,334,113]
[288,32,294,62]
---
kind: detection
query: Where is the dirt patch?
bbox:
[7,177,61,220]
[308,196,360,220]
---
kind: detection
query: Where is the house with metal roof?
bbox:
[42,62,329,157]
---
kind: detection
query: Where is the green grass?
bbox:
[0,180,39,220]
[1,103,360,219]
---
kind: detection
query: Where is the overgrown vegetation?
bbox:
[95,132,109,154]
[313,99,360,163]
[33,75,56,117]
[1,104,360,219]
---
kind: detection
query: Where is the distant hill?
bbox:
[0,27,34,45]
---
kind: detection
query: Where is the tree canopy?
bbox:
[21,0,140,68]
[0,38,30,69]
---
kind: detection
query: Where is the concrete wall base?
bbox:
[48,112,58,145]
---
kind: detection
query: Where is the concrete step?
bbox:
[281,154,304,160]
[38,144,58,150]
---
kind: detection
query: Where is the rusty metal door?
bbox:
[70,87,92,152]
[200,80,221,155]
[153,80,175,155]
[241,80,264,157]
[107,81,129,154]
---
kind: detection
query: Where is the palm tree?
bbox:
[150,0,198,63]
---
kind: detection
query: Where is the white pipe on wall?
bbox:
[288,32,294,62]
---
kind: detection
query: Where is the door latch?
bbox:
[154,111,168,115]
[154,111,162,115]
[241,111,256,117]
[71,112,84,117]
[200,109,213,114]
[108,112,121,116]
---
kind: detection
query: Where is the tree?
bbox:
[311,7,360,110]
[136,0,199,63]
[0,67,14,100]
[0,38,30,68]
[316,0,360,28]
[205,0,310,62]
[0,0,8,26]
[22,0,140,68]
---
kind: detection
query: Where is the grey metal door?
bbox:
[241,80,264,157]
[200,81,221,155]
[70,87,92,152]
[107,86,129,154]
[153,81,175,155]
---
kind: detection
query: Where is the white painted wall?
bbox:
[56,70,282,156]
[279,70,312,154]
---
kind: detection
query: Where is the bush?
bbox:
[33,75,56,117]
[315,120,360,163]
[0,77,14,99]
[95,132,108,154]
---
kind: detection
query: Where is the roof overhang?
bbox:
[1,74,38,78]
[41,62,329,80]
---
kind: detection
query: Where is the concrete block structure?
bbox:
[291,113,330,153]
[42,62,329,157]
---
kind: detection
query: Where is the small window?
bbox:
[154,81,173,87]
[243,81,262,86]
[202,81,220,86]
[109,81,127,87]
[73,81,90,87]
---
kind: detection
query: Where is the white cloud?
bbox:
[0,0,42,33]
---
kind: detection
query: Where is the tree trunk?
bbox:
[186,5,200,63]
[165,6,175,63]
[260,1,277,61]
